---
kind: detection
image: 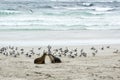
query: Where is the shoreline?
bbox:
[0,39,120,46]
[0,30,120,46]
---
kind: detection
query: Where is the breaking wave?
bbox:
[0,1,120,31]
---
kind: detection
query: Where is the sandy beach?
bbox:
[1,0,120,80]
[0,30,120,80]
[0,45,120,80]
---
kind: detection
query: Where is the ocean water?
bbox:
[0,1,120,31]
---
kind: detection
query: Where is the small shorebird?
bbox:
[101,47,104,50]
[80,49,87,57]
[106,46,110,48]
[113,49,119,54]
[91,47,96,50]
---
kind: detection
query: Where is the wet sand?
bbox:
[0,30,120,46]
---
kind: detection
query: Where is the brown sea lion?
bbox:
[34,53,47,64]
[48,54,62,63]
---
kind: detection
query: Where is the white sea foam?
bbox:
[93,7,114,12]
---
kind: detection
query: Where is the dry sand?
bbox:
[0,45,120,80]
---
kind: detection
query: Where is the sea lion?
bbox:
[48,54,62,63]
[34,53,47,64]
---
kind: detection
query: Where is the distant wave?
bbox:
[0,28,90,31]
[42,10,105,16]
[39,5,53,9]
[0,24,120,31]
[0,10,21,16]
[52,6,115,12]
[0,28,120,31]
[93,7,114,12]
[82,2,94,7]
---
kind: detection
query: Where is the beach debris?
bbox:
[34,71,42,75]
[45,74,52,78]
[118,60,120,62]
[26,74,30,76]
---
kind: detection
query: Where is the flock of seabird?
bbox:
[0,45,119,59]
